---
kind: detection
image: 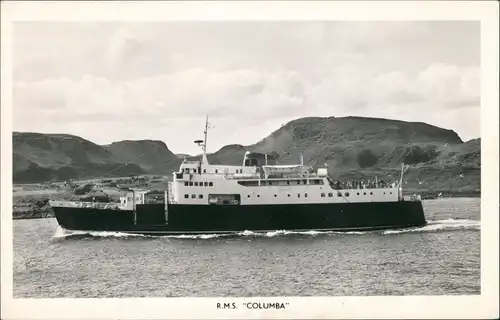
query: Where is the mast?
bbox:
[202,115,209,164]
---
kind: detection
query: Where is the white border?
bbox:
[1,1,498,319]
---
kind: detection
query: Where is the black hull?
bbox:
[53,201,427,235]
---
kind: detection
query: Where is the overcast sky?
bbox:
[12,21,480,155]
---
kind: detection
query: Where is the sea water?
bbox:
[13,197,480,297]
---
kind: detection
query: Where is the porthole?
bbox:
[305,193,308,197]
[297,194,300,197]
[390,192,392,194]
[370,192,373,195]
[328,193,333,197]
[345,192,350,197]
[321,193,326,197]
[184,194,189,199]
[357,192,360,195]
[288,194,291,197]
[274,194,277,197]
[209,182,213,187]
[257,195,260,197]
[364,192,366,195]
[199,194,203,199]
[247,195,251,198]
[191,194,196,199]
[337,192,342,197]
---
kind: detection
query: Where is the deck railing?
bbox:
[49,200,123,210]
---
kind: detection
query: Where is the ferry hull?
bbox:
[52,201,427,235]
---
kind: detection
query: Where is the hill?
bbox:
[13,132,144,183]
[104,140,181,174]
[204,116,479,191]
[13,116,480,191]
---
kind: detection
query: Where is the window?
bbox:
[345,192,350,197]
[204,182,208,186]
[127,197,132,201]
[215,169,218,173]
[297,194,300,198]
[383,192,386,195]
[337,192,342,197]
[321,193,325,197]
[390,192,392,194]
[199,194,203,199]
[328,193,333,197]
[286,180,290,185]
[194,182,198,186]
[184,182,188,186]
[184,194,189,199]
[303,180,307,185]
[189,182,193,186]
[305,193,308,197]
[209,182,213,187]
[364,192,366,195]
[247,195,251,198]
[191,194,196,199]
[203,169,206,173]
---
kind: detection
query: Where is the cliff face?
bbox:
[13,116,480,191]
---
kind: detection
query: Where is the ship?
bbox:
[50,117,427,235]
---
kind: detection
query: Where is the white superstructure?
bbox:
[167,116,411,206]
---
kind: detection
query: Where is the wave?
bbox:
[53,219,480,240]
[382,219,480,235]
[53,226,155,239]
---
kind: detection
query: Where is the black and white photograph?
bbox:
[1,1,498,319]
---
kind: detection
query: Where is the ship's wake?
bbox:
[53,219,480,240]
[382,218,480,235]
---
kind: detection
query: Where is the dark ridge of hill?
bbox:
[13,132,144,183]
[104,140,181,174]
[207,116,464,165]
[207,144,246,165]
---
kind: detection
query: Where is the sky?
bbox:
[12,21,480,155]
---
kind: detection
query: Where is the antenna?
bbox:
[399,163,409,187]
[202,115,209,164]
